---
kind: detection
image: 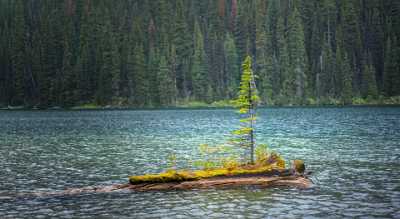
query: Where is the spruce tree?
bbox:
[362,56,378,100]
[342,53,353,105]
[232,56,260,164]
[157,55,175,106]
[61,36,76,107]
[174,0,192,98]
[12,0,26,106]
[191,20,209,102]
[287,6,307,104]
[383,36,400,96]
[224,33,239,98]
[132,43,148,107]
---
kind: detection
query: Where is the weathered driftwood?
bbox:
[124,175,311,191]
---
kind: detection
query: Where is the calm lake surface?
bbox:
[0,107,399,218]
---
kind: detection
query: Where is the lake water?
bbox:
[0,107,399,218]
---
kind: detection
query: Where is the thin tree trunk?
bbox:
[249,81,255,164]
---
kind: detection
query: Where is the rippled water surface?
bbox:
[1,107,399,218]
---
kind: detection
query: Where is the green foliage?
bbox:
[351,97,367,105]
[255,144,269,164]
[191,20,209,102]
[341,53,353,105]
[232,56,260,163]
[287,5,307,104]
[167,153,177,170]
[224,34,240,98]
[70,103,100,110]
[0,0,398,107]
[11,0,26,106]
[129,164,278,184]
[193,144,236,170]
[362,62,378,100]
[157,55,176,106]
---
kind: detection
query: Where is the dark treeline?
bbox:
[0,0,399,108]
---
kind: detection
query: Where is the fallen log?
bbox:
[124,174,312,191]
[29,162,312,196]
[30,175,310,197]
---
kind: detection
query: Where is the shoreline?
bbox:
[1,103,400,111]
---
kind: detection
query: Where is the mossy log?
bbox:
[30,164,311,197]
[36,175,310,197]
[125,174,311,191]
[36,169,311,197]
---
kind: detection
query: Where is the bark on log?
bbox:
[124,175,312,191]
[29,169,312,197]
[32,175,311,197]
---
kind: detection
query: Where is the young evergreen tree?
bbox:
[232,56,260,164]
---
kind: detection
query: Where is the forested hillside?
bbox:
[0,0,399,108]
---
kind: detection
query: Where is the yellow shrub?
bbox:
[275,156,286,169]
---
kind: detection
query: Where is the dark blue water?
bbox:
[0,107,399,218]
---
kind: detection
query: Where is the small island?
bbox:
[126,56,312,191]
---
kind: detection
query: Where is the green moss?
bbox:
[129,163,286,184]
[129,170,198,184]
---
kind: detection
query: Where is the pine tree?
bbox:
[255,0,271,104]
[191,20,209,102]
[383,36,400,96]
[12,0,26,106]
[320,40,335,100]
[265,0,280,55]
[342,0,362,93]
[362,55,378,100]
[275,16,287,101]
[61,36,76,107]
[232,56,260,164]
[1,0,399,107]
[95,19,119,105]
[157,55,175,106]
[342,53,353,105]
[174,0,192,98]
[224,33,239,98]
[287,6,307,104]
[147,45,159,106]
[75,41,90,102]
[132,43,148,107]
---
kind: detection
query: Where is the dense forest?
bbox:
[0,0,399,108]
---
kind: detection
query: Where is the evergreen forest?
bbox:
[1,0,399,108]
